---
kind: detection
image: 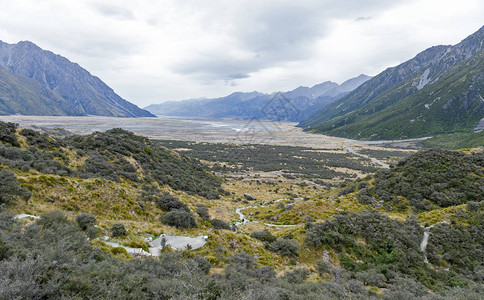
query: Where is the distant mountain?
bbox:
[0,40,154,117]
[145,74,371,122]
[300,25,484,140]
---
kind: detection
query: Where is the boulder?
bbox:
[244,193,256,200]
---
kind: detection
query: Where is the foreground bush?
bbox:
[0,209,482,299]
[0,169,31,205]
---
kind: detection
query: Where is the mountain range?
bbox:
[145,74,371,122]
[0,40,154,117]
[300,25,484,140]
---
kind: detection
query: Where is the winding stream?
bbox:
[419,222,447,263]
[420,229,430,263]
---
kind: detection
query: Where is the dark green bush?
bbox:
[269,239,299,257]
[156,193,188,212]
[211,219,231,230]
[110,223,127,237]
[76,213,97,230]
[0,122,19,147]
[195,205,210,220]
[161,209,197,229]
[0,169,31,205]
[284,268,309,284]
[250,229,277,243]
[194,255,211,274]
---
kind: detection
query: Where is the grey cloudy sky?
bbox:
[0,0,483,107]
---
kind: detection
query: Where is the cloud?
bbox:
[167,0,408,82]
[355,16,373,21]
[91,3,135,20]
[0,0,482,106]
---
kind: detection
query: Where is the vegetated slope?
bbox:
[305,209,483,292]
[0,148,482,299]
[1,120,483,298]
[145,75,370,122]
[301,25,484,140]
[4,210,480,300]
[353,149,484,212]
[421,130,484,149]
[0,121,222,199]
[299,148,484,293]
[0,40,154,117]
[0,66,82,116]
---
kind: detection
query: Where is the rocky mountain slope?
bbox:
[0,40,154,117]
[300,25,484,140]
[145,74,370,122]
[0,65,81,115]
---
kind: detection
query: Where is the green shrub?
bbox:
[76,213,97,230]
[316,261,331,276]
[156,193,188,211]
[284,268,310,284]
[211,219,230,230]
[196,205,210,220]
[86,226,100,240]
[0,169,31,205]
[38,210,71,229]
[111,247,128,255]
[110,223,127,237]
[250,229,277,243]
[269,238,299,257]
[0,122,19,147]
[161,209,197,229]
[194,255,211,274]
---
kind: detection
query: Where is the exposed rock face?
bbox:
[0,40,154,117]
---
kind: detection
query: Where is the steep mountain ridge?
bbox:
[0,65,82,116]
[300,25,484,139]
[145,74,371,122]
[0,40,154,117]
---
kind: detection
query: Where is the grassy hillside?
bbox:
[304,50,484,140]
[1,121,482,299]
[421,131,484,149]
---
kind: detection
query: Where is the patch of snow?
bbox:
[416,68,431,90]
